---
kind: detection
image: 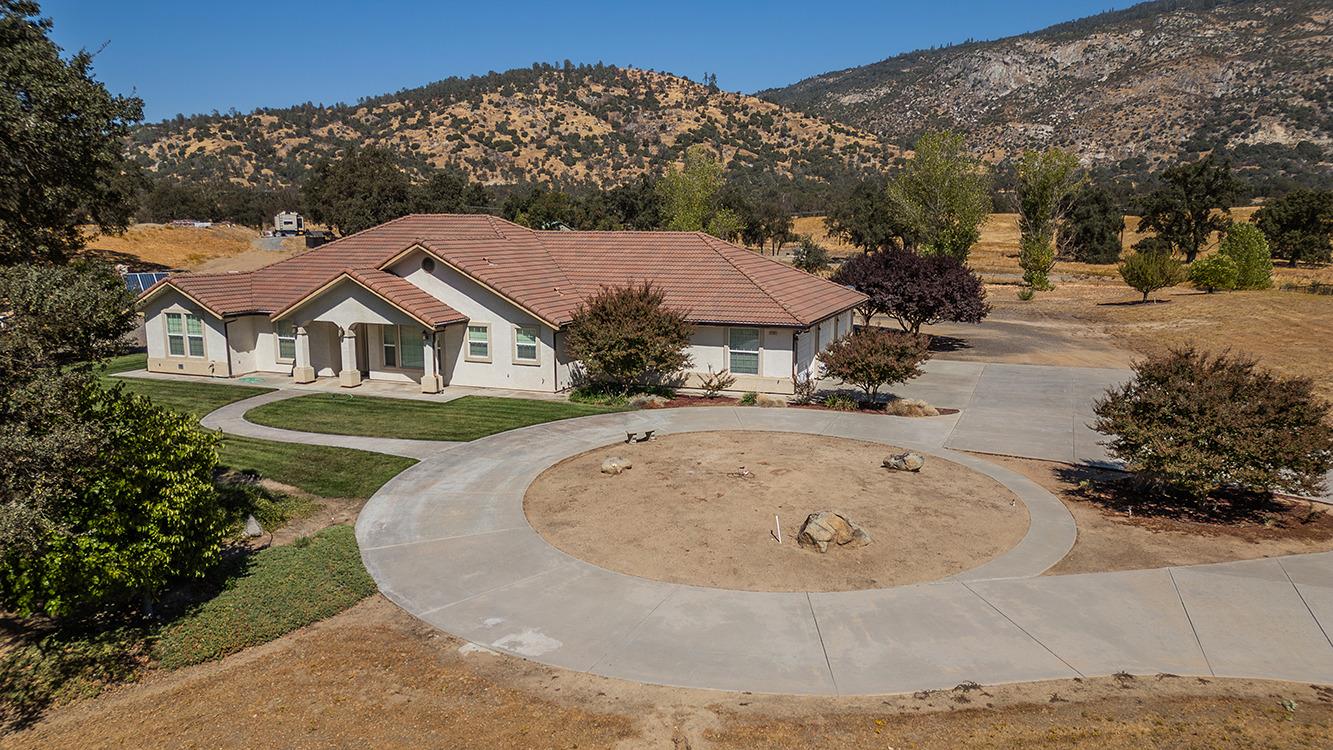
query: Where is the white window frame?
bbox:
[465,323,491,363]
[727,326,761,376]
[165,311,206,359]
[512,324,540,366]
[276,321,297,363]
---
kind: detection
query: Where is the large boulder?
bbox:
[600,456,632,475]
[883,451,925,472]
[797,511,871,553]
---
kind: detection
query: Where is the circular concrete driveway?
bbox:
[355,405,1333,694]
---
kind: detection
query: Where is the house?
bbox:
[135,214,865,394]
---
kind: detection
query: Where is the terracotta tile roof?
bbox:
[138,214,865,329]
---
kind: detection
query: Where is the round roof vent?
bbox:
[421,257,436,274]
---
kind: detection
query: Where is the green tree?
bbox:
[1059,184,1124,264]
[302,148,415,235]
[1016,148,1083,290]
[658,145,741,238]
[414,167,491,214]
[1119,244,1186,302]
[1138,154,1241,263]
[824,178,910,253]
[565,283,694,391]
[1253,189,1333,267]
[791,235,830,273]
[885,131,992,260]
[0,0,144,264]
[1187,254,1238,293]
[1217,223,1273,289]
[0,261,229,617]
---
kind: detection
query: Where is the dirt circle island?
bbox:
[523,431,1030,592]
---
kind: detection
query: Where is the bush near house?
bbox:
[819,328,931,403]
[1094,348,1333,507]
[565,282,693,391]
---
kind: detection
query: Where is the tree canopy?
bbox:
[1253,189,1333,267]
[833,248,989,333]
[885,131,992,260]
[1017,148,1083,290]
[657,145,743,240]
[565,283,694,391]
[302,148,416,235]
[0,0,144,264]
[1059,184,1124,264]
[1137,154,1241,262]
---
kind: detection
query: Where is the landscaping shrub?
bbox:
[1187,254,1238,293]
[153,525,375,669]
[0,388,227,618]
[792,373,819,404]
[791,234,830,273]
[1118,246,1185,302]
[1016,286,1036,301]
[821,393,859,411]
[1094,348,1333,506]
[833,248,989,332]
[738,391,758,406]
[1218,222,1273,289]
[699,366,736,398]
[565,282,693,391]
[819,328,931,402]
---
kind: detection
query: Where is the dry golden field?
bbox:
[82,223,305,272]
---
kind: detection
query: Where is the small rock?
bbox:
[755,393,788,408]
[797,511,872,553]
[600,456,632,475]
[244,514,264,538]
[883,451,925,472]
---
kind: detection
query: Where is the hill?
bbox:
[131,64,897,190]
[761,0,1332,193]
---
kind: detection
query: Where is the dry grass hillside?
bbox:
[135,66,897,188]
[82,224,304,272]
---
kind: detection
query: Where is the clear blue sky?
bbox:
[43,0,1142,123]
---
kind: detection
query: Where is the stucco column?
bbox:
[338,325,362,388]
[292,325,316,383]
[421,329,443,394]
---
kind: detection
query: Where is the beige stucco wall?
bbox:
[142,292,230,377]
[391,251,561,392]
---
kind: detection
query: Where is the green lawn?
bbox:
[218,435,415,499]
[245,393,622,442]
[153,525,376,670]
[100,352,148,374]
[109,377,272,418]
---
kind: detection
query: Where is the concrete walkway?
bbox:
[200,390,457,460]
[353,407,1333,695]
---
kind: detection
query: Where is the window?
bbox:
[276,322,296,361]
[382,324,424,369]
[166,311,205,358]
[728,327,760,375]
[466,324,490,362]
[513,325,539,365]
[398,325,424,369]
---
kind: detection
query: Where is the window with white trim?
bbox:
[276,322,296,361]
[166,311,205,358]
[382,324,424,369]
[513,325,539,365]
[728,327,760,375]
[466,324,490,362]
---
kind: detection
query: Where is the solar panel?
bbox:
[124,272,169,293]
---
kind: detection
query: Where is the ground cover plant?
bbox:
[152,525,374,669]
[245,393,621,442]
[1094,347,1333,508]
